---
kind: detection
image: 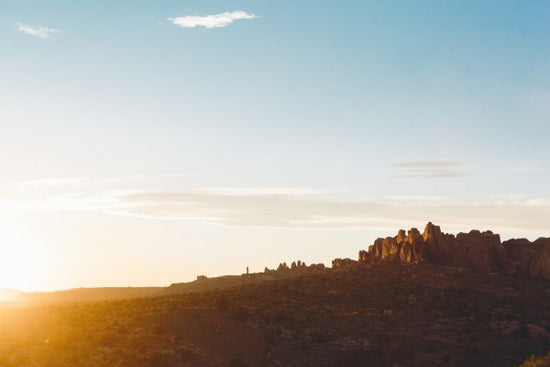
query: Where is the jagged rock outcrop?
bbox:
[503,237,550,279]
[363,227,426,265]
[359,222,550,280]
[332,258,357,269]
[266,261,326,273]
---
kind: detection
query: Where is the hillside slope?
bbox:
[0,261,548,366]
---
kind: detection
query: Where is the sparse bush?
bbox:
[521,352,550,367]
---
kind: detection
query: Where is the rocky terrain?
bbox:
[359,222,550,279]
[1,261,549,366]
[0,223,548,366]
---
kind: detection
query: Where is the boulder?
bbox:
[452,230,505,273]
[503,237,550,279]
[422,222,456,263]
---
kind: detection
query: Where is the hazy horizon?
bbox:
[1,0,550,292]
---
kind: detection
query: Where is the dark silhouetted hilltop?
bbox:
[163,262,326,295]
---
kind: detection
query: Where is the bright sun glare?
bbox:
[0,227,44,291]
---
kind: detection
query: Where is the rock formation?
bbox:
[331,258,356,269]
[359,222,550,280]
[266,261,325,273]
[503,237,550,279]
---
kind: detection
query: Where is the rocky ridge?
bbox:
[358,222,550,279]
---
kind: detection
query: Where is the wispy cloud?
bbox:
[113,190,550,235]
[0,174,194,212]
[16,23,60,39]
[391,160,468,178]
[2,176,550,236]
[169,11,258,29]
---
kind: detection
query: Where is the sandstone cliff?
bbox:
[359,222,550,280]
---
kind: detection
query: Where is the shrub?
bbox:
[520,352,550,367]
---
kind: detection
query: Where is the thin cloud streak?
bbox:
[114,190,550,234]
[16,23,60,38]
[392,160,464,168]
[169,11,258,29]
[2,177,549,235]
[391,160,468,179]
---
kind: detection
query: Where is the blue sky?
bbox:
[1,1,549,290]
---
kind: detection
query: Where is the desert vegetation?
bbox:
[0,261,548,366]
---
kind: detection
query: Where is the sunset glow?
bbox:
[1,1,549,291]
[0,227,45,291]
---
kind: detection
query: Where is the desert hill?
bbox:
[5,222,548,308]
[164,273,291,296]
[0,260,548,366]
[0,223,549,366]
[163,261,326,296]
[14,287,163,305]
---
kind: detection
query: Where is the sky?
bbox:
[1,0,549,291]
